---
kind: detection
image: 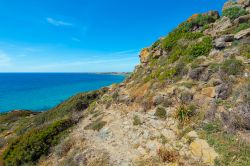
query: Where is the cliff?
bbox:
[1,0,250,165]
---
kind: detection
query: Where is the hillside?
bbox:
[1,0,250,165]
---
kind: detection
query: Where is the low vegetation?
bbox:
[221,58,244,75]
[222,6,248,20]
[3,119,74,166]
[199,122,250,166]
[154,107,167,119]
[85,117,107,131]
[133,115,142,126]
[157,147,180,163]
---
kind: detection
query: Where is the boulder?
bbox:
[204,17,232,37]
[204,10,220,20]
[233,14,250,25]
[190,139,219,165]
[186,131,199,139]
[238,0,250,7]
[216,83,231,99]
[152,49,162,59]
[201,87,216,98]
[234,27,250,39]
[214,35,234,49]
[139,48,150,63]
[223,1,243,10]
[189,67,205,80]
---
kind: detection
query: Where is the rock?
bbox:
[153,94,165,106]
[190,139,219,165]
[216,84,231,99]
[161,129,176,140]
[139,48,150,63]
[223,1,242,10]
[201,87,216,98]
[214,35,234,49]
[209,78,223,86]
[186,131,199,139]
[189,67,205,80]
[233,103,250,130]
[204,11,220,20]
[152,50,162,59]
[234,14,250,25]
[118,94,132,104]
[238,0,250,7]
[99,127,112,140]
[204,17,232,37]
[235,28,250,39]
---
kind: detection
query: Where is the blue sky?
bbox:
[0,0,226,72]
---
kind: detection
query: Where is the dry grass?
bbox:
[157,147,180,163]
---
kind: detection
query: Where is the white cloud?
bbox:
[46,17,73,26]
[0,51,11,66]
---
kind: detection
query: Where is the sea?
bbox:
[0,73,125,113]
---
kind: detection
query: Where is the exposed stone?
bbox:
[186,131,199,139]
[216,83,231,99]
[204,17,232,37]
[233,103,250,130]
[152,49,162,59]
[223,1,243,10]
[161,129,176,140]
[189,67,205,80]
[238,0,250,7]
[235,28,250,39]
[190,139,219,165]
[234,14,250,25]
[205,11,220,19]
[139,48,150,63]
[214,35,234,49]
[201,87,216,98]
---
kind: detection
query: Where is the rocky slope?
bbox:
[1,0,250,166]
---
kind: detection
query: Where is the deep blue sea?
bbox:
[0,73,125,113]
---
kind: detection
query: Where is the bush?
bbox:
[154,107,167,119]
[222,7,248,20]
[3,119,74,166]
[234,23,250,33]
[221,58,244,75]
[240,44,250,58]
[133,115,142,126]
[85,118,107,131]
[185,36,213,61]
[178,14,217,32]
[157,147,179,163]
[176,105,196,123]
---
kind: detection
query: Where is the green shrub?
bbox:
[200,122,250,166]
[133,115,142,126]
[178,14,217,32]
[234,22,250,33]
[222,7,248,20]
[3,119,74,166]
[154,107,167,119]
[151,40,161,49]
[158,68,177,81]
[176,105,196,123]
[240,44,250,58]
[221,58,244,75]
[209,63,221,73]
[185,36,213,61]
[85,118,107,131]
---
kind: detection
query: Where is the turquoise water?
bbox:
[0,73,125,112]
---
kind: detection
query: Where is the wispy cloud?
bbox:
[46,17,73,26]
[0,51,11,66]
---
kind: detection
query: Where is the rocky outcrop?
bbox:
[139,48,150,63]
